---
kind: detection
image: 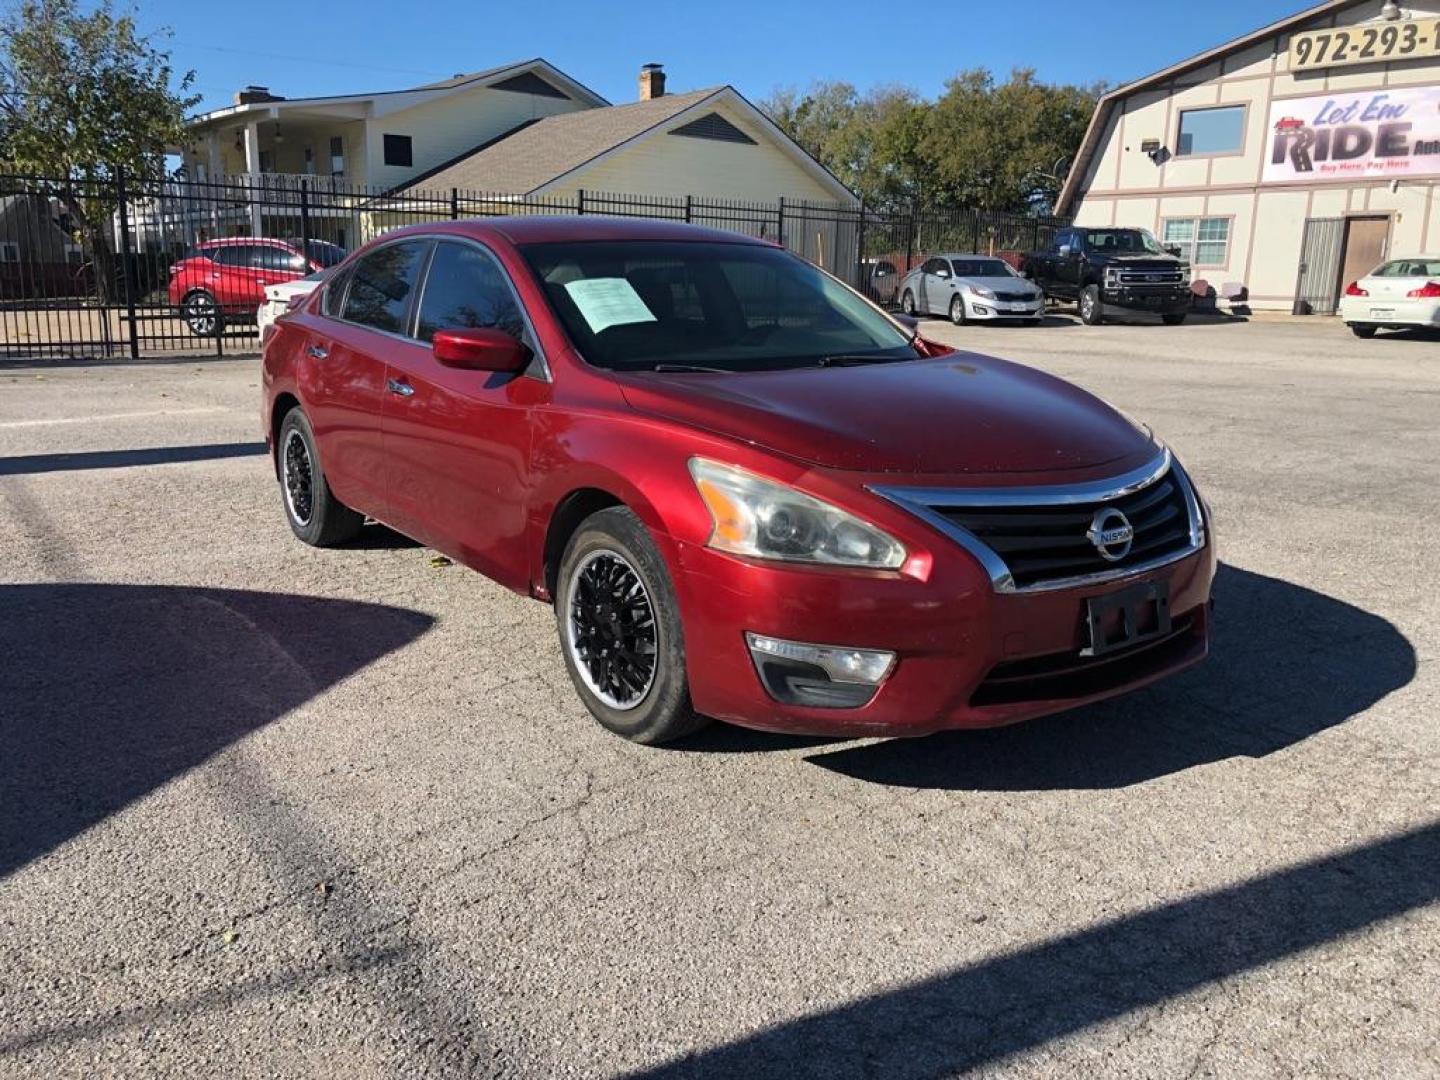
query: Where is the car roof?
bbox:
[199,237,293,248]
[930,253,1012,263]
[372,215,778,248]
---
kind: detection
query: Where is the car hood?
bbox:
[614,353,1154,475]
[1097,254,1184,268]
[264,280,320,302]
[958,275,1040,293]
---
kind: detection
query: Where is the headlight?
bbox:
[968,285,996,299]
[1103,267,1122,288]
[688,459,906,569]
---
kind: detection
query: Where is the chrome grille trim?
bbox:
[870,449,1207,594]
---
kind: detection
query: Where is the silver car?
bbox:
[897,255,1044,325]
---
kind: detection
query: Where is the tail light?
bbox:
[1406,281,1440,298]
[1344,281,1368,297]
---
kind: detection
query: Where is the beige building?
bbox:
[1057,0,1440,313]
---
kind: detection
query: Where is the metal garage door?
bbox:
[1294,218,1345,315]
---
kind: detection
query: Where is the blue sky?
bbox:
[140,0,1312,113]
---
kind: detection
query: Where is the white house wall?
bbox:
[544,100,846,206]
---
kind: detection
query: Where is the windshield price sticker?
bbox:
[1289,19,1440,71]
[562,278,658,335]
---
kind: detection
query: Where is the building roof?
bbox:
[394,87,724,194]
[1056,0,1357,215]
[186,58,609,126]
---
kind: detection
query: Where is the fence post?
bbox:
[450,187,460,220]
[684,194,692,224]
[115,166,140,361]
[299,179,312,255]
[855,200,866,292]
[776,196,785,248]
[904,202,915,273]
[577,189,586,216]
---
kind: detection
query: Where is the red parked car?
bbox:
[169,237,346,337]
[262,217,1214,744]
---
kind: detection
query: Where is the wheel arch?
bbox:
[270,392,301,475]
[541,487,626,601]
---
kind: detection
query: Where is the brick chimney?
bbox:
[234,85,284,106]
[638,63,665,101]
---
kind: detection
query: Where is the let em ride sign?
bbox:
[1288,17,1440,71]
[1265,86,1440,183]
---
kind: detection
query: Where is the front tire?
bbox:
[901,289,917,317]
[277,407,364,547]
[1351,324,1377,338]
[556,507,707,745]
[949,294,967,326]
[1079,285,1103,326]
[181,289,222,338]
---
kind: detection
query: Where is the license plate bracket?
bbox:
[1081,581,1172,658]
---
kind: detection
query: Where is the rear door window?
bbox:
[341,241,430,335]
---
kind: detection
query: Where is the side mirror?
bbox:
[432,327,530,372]
[1058,244,1073,257]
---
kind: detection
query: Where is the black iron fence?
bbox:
[0,169,1067,360]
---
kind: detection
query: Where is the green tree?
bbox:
[0,0,198,299]
[923,68,1101,213]
[762,69,1100,215]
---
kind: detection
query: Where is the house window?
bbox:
[1176,106,1245,157]
[0,242,18,263]
[1163,217,1231,267]
[383,134,413,167]
[329,136,345,177]
[303,146,315,175]
[258,150,275,174]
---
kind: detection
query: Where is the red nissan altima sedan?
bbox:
[262,217,1214,744]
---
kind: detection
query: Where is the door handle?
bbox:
[386,378,415,398]
[306,344,328,360]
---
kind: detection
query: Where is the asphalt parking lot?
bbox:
[2,315,1437,1078]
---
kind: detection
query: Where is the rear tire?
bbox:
[277,407,364,547]
[1079,285,1103,326]
[556,507,707,745]
[1350,324,1377,338]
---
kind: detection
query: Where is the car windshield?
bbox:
[1085,230,1166,255]
[951,258,1014,278]
[519,240,916,373]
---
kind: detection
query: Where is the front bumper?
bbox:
[1101,287,1191,316]
[968,297,1044,320]
[672,530,1215,738]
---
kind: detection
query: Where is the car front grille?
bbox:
[1113,269,1186,288]
[872,452,1203,592]
[994,290,1039,302]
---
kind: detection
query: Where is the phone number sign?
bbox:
[1264,87,1440,183]
[1289,18,1440,71]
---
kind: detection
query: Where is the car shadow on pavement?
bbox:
[0,442,268,476]
[798,564,1416,790]
[0,583,434,880]
[631,817,1440,1080]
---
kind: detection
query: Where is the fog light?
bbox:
[746,634,896,683]
[745,633,896,709]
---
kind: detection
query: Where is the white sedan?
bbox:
[897,255,1044,325]
[258,269,329,344]
[1339,256,1440,338]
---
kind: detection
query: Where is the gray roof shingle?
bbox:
[394,87,724,195]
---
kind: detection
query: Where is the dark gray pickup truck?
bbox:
[1022,227,1192,325]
